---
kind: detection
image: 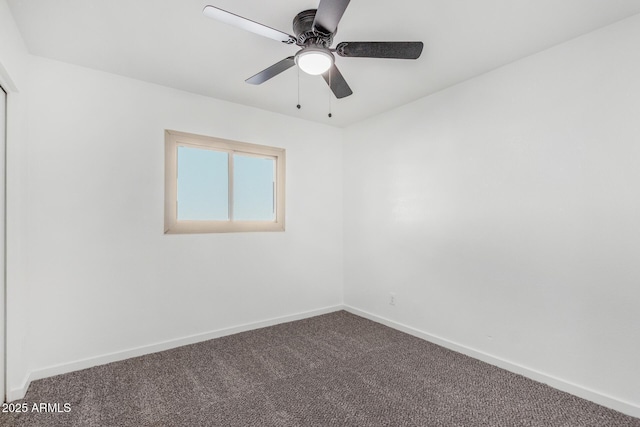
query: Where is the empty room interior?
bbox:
[1,0,639,425]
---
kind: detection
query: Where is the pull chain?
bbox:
[296,66,301,109]
[328,70,332,118]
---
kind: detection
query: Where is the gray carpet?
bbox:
[1,311,638,426]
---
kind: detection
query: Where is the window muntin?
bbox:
[165,130,285,233]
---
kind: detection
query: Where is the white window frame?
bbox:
[165,130,285,233]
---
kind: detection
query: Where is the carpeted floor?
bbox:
[1,311,638,426]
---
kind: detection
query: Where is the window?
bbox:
[164,130,285,233]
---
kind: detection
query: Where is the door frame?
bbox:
[0,83,7,403]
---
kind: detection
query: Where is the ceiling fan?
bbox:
[203,0,424,99]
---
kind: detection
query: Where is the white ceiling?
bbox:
[7,0,640,127]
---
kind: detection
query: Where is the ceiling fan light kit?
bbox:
[203,0,423,102]
[295,47,334,75]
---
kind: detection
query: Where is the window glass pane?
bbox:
[177,146,228,220]
[233,154,275,221]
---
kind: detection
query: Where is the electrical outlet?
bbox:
[389,292,396,306]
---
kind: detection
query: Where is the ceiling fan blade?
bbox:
[322,64,353,98]
[336,42,424,59]
[313,0,351,35]
[246,57,296,85]
[203,5,296,44]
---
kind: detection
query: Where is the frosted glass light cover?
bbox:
[297,50,333,75]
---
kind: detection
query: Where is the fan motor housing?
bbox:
[293,9,334,47]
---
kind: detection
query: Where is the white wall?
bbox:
[344,14,640,415]
[19,55,343,385]
[0,0,30,400]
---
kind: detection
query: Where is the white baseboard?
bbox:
[9,305,344,402]
[7,373,31,402]
[343,305,640,419]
